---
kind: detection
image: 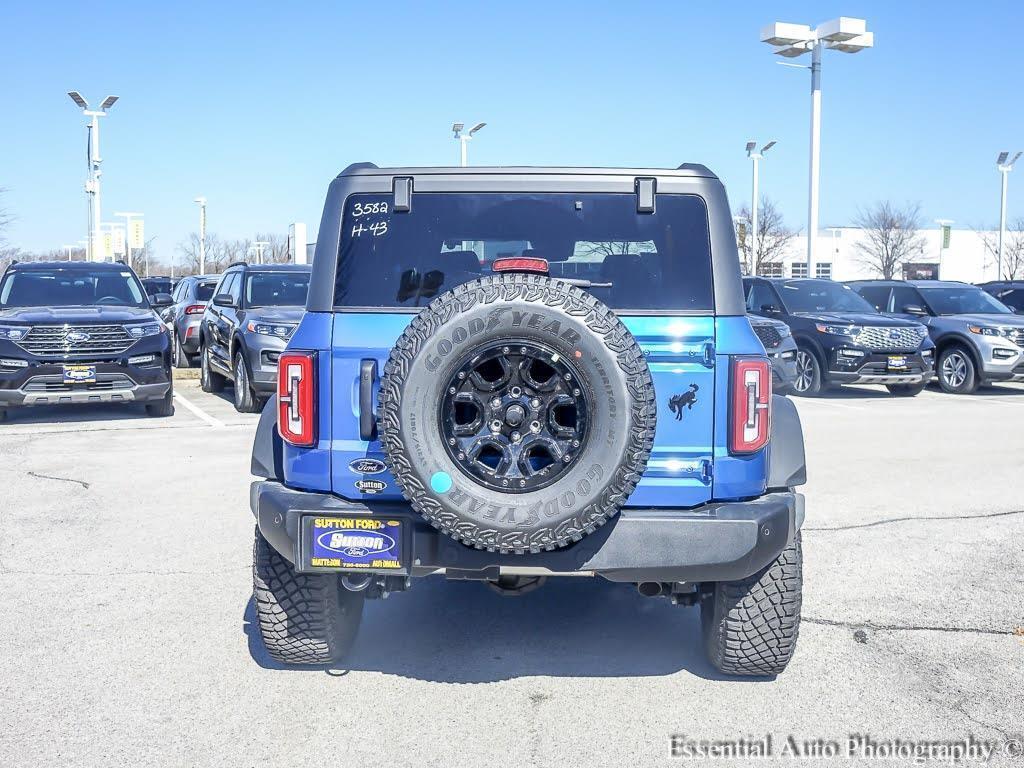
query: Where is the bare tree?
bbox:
[974,219,1024,280]
[735,197,799,276]
[853,201,926,279]
[177,232,228,275]
[0,188,18,269]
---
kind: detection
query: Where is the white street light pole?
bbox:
[934,218,954,277]
[746,140,776,275]
[452,122,486,166]
[996,152,1021,279]
[114,211,143,275]
[68,92,119,262]
[194,197,207,274]
[248,241,270,265]
[761,18,873,275]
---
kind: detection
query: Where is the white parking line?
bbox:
[173,391,226,429]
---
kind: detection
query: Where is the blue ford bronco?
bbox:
[250,164,807,677]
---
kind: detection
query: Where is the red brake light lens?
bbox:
[278,351,316,447]
[729,357,772,455]
[184,304,206,315]
[492,257,549,274]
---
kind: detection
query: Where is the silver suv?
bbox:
[849,280,1024,393]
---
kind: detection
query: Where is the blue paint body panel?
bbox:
[282,311,769,507]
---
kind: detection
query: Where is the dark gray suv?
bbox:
[199,263,311,412]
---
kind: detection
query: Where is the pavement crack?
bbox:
[27,471,90,489]
[804,616,1015,636]
[804,508,1024,532]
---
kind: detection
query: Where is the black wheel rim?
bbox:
[439,341,591,493]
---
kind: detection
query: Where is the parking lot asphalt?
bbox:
[1,380,1022,767]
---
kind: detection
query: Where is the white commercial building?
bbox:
[754,227,1004,283]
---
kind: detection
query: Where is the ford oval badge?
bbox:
[349,458,387,475]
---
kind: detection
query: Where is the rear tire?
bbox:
[252,529,365,665]
[886,382,926,397]
[701,533,802,677]
[937,345,978,394]
[233,351,262,413]
[792,347,824,397]
[200,342,226,393]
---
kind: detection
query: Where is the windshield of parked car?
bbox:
[0,268,148,308]
[142,278,173,296]
[334,192,714,311]
[244,272,310,307]
[918,286,1013,315]
[776,280,876,314]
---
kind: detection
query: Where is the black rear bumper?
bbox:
[251,480,804,583]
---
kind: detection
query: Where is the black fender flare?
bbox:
[251,394,283,480]
[767,394,806,489]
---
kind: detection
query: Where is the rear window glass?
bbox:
[334,192,713,311]
[195,281,217,301]
[244,272,310,307]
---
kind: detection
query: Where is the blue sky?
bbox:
[2,0,1022,259]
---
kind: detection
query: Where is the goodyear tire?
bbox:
[378,273,656,554]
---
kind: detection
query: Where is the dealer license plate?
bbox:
[887,355,908,370]
[303,515,406,573]
[63,364,96,384]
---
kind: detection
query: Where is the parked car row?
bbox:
[748,277,1024,396]
[160,262,312,412]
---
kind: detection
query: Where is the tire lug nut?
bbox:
[563,454,572,462]
[449,387,457,394]
[573,388,581,396]
[502,346,510,354]
[491,397,502,408]
[564,373,571,381]
[572,439,580,447]
[457,371,466,379]
[502,479,509,486]
[520,347,527,354]
[530,421,541,433]
[520,479,526,487]
[511,431,521,442]
[457,452,465,460]
[448,438,456,446]
[530,398,541,409]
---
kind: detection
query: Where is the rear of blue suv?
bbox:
[249,165,807,676]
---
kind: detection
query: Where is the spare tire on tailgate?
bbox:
[378,273,656,554]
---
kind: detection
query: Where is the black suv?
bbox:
[978,281,1024,314]
[744,277,934,396]
[199,263,311,412]
[0,261,174,420]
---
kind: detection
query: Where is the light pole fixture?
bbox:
[760,17,873,275]
[193,197,207,274]
[745,140,777,275]
[67,91,119,261]
[996,152,1021,279]
[452,121,486,166]
[248,240,270,265]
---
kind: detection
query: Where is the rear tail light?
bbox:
[278,351,316,447]
[184,304,206,315]
[729,357,772,455]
